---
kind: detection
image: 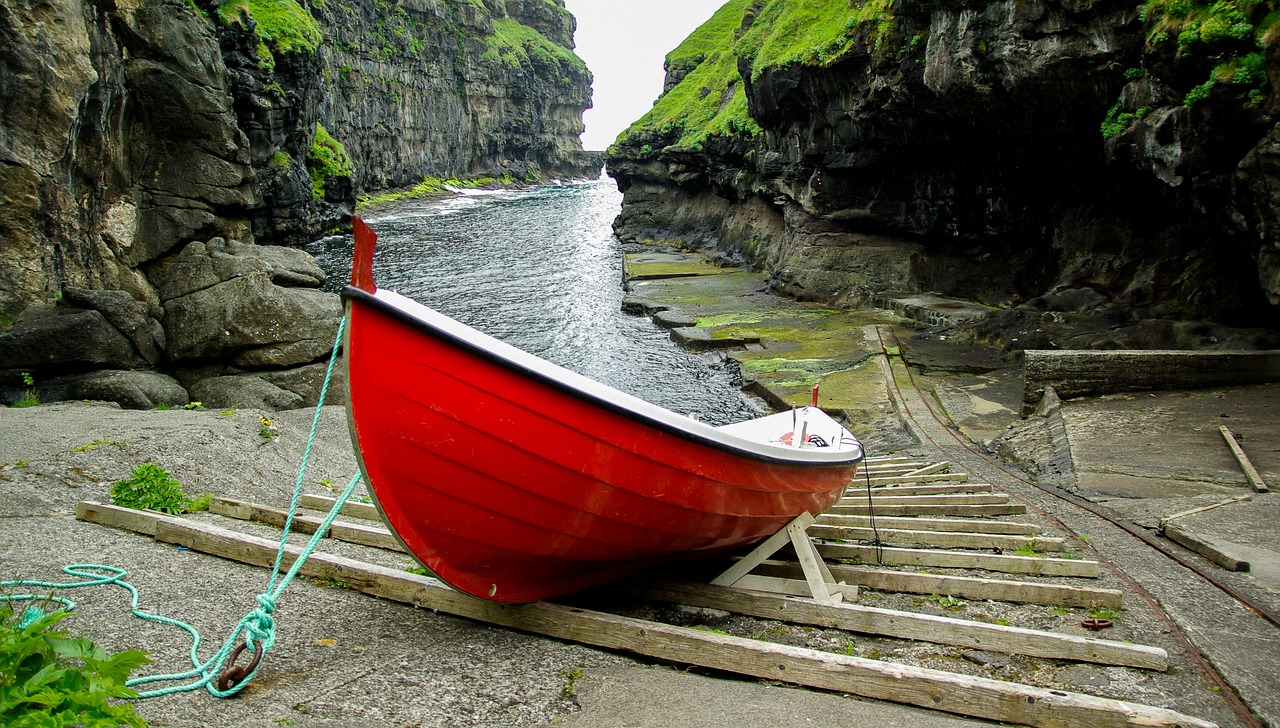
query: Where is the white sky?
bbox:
[562,0,730,151]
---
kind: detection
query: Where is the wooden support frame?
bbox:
[73,502,1209,728]
[710,513,854,603]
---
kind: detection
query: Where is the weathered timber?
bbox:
[840,493,1011,506]
[866,473,970,485]
[1219,426,1270,493]
[729,575,860,601]
[1022,349,1280,414]
[905,462,953,477]
[1159,495,1254,528]
[826,503,1028,517]
[299,493,382,521]
[816,514,1040,536]
[630,580,1166,670]
[859,483,993,497]
[210,497,401,551]
[817,543,1100,578]
[808,524,1065,552]
[75,503,1209,728]
[1162,523,1251,572]
[754,561,1123,609]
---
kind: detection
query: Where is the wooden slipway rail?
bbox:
[75,499,1214,728]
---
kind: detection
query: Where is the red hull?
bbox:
[344,219,863,602]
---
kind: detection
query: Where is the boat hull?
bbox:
[344,246,861,603]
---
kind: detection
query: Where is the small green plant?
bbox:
[315,579,348,590]
[218,408,238,417]
[12,372,38,408]
[187,493,213,512]
[405,566,430,576]
[259,415,278,440]
[183,402,204,411]
[156,402,172,411]
[1090,607,1122,622]
[928,593,968,609]
[1047,606,1072,618]
[109,463,197,515]
[558,667,584,700]
[0,602,151,727]
[71,439,123,453]
[1012,540,1041,558]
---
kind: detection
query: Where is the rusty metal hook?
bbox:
[216,642,264,692]
[1080,618,1114,630]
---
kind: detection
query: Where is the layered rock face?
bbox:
[606,0,1280,349]
[0,0,594,408]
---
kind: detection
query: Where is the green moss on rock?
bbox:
[483,17,586,72]
[217,0,322,54]
[306,123,352,200]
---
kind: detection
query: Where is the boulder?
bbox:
[162,272,341,365]
[261,361,347,408]
[60,287,166,366]
[188,374,305,411]
[149,238,329,302]
[40,370,189,410]
[0,309,147,373]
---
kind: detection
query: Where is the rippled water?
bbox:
[307,179,765,426]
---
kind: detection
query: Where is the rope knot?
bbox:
[246,594,276,643]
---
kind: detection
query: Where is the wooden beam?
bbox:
[754,561,1123,610]
[631,580,1166,671]
[730,575,860,601]
[210,497,402,551]
[808,524,1064,552]
[852,483,993,497]
[76,503,1207,728]
[817,543,1099,578]
[1159,495,1253,528]
[905,462,952,477]
[298,493,382,521]
[1219,426,1270,493]
[841,493,1011,506]
[866,472,970,485]
[826,503,1028,517]
[816,514,1040,536]
[1162,523,1250,572]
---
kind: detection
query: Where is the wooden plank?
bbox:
[75,503,1207,728]
[841,493,1010,506]
[753,561,1123,610]
[1163,523,1251,572]
[298,493,382,521]
[731,575,859,601]
[808,524,1065,552]
[863,456,920,466]
[817,543,1100,578]
[76,501,162,536]
[816,514,1040,536]
[1159,494,1254,528]
[849,483,994,497]
[866,472,970,485]
[632,580,1166,671]
[826,503,1028,517]
[905,462,952,477]
[1219,426,1270,493]
[211,497,402,551]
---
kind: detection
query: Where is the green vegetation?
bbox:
[306,124,353,200]
[11,372,38,409]
[259,415,278,440]
[558,667,584,700]
[483,17,586,73]
[110,463,205,515]
[1011,539,1041,558]
[617,0,896,152]
[1138,0,1275,107]
[70,439,123,453]
[216,0,322,55]
[1100,102,1153,138]
[0,603,151,727]
[356,174,520,209]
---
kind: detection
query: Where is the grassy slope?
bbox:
[616,0,892,152]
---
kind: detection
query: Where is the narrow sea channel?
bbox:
[306,178,765,426]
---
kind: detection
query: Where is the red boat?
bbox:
[343,217,864,602]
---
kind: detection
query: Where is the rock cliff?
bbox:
[0,0,595,408]
[606,0,1280,350]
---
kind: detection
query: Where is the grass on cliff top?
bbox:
[217,0,322,54]
[483,17,586,72]
[616,0,892,152]
[1138,0,1276,107]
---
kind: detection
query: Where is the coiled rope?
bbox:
[2,315,360,699]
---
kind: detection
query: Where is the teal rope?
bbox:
[2,314,361,700]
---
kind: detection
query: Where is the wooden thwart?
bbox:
[75,503,1206,728]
